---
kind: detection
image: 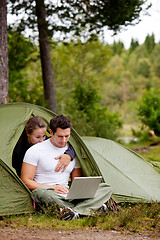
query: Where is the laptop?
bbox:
[60,176,102,200]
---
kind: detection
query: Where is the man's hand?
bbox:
[53,185,69,194]
[55,154,71,172]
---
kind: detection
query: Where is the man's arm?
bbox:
[21,162,51,190]
[70,168,82,183]
[21,162,69,194]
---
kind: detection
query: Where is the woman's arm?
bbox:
[54,144,76,172]
[64,144,76,160]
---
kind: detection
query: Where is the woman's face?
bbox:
[27,127,47,145]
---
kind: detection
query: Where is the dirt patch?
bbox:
[0,227,158,240]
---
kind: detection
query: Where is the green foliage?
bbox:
[8,29,45,106]
[137,88,160,135]
[52,38,111,89]
[144,33,156,55]
[131,126,152,142]
[66,81,122,140]
[9,0,150,38]
[150,43,160,78]
[111,41,124,55]
[118,202,160,231]
[129,38,139,53]
[138,145,160,163]
[103,55,124,84]
[8,29,32,100]
[153,58,160,78]
[8,0,152,123]
[51,37,112,114]
[8,29,34,83]
[137,58,151,78]
[73,81,100,112]
[8,29,33,69]
[7,28,160,139]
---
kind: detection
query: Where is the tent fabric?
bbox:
[0,161,34,215]
[82,136,160,203]
[0,102,101,216]
[149,161,160,173]
[0,102,160,216]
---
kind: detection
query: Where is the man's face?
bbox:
[50,127,71,148]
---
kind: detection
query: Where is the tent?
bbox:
[0,102,102,216]
[0,103,160,216]
[82,137,160,203]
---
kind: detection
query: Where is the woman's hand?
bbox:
[54,154,71,172]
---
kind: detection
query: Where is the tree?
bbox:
[8,0,150,112]
[35,0,58,112]
[66,81,122,139]
[150,43,160,78]
[137,58,151,78]
[144,33,155,55]
[111,41,124,55]
[8,29,34,81]
[137,88,160,136]
[129,38,139,53]
[0,0,8,104]
[8,29,45,105]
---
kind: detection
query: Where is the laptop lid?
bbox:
[63,176,102,200]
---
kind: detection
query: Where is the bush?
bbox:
[137,88,160,136]
[66,81,122,140]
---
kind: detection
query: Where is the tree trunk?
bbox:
[0,0,8,104]
[35,0,58,113]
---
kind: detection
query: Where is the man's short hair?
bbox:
[50,115,72,134]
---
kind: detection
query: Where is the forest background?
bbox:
[8,30,160,141]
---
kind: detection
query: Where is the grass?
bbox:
[139,145,160,162]
[1,141,160,237]
[0,202,160,236]
[126,139,160,163]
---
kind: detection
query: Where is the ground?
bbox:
[0,227,159,240]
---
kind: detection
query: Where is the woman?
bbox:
[12,116,75,177]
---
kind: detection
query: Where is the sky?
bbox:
[7,0,160,49]
[104,0,160,49]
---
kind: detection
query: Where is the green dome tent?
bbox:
[82,137,160,203]
[0,102,102,216]
[0,103,160,216]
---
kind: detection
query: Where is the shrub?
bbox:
[66,81,122,140]
[137,88,160,136]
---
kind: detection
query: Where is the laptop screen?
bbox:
[65,176,102,200]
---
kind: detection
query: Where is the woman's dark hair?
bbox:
[17,116,47,144]
[50,115,72,134]
[25,116,47,135]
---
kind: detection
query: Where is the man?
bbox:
[21,115,112,220]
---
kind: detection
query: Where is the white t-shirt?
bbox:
[23,139,80,188]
